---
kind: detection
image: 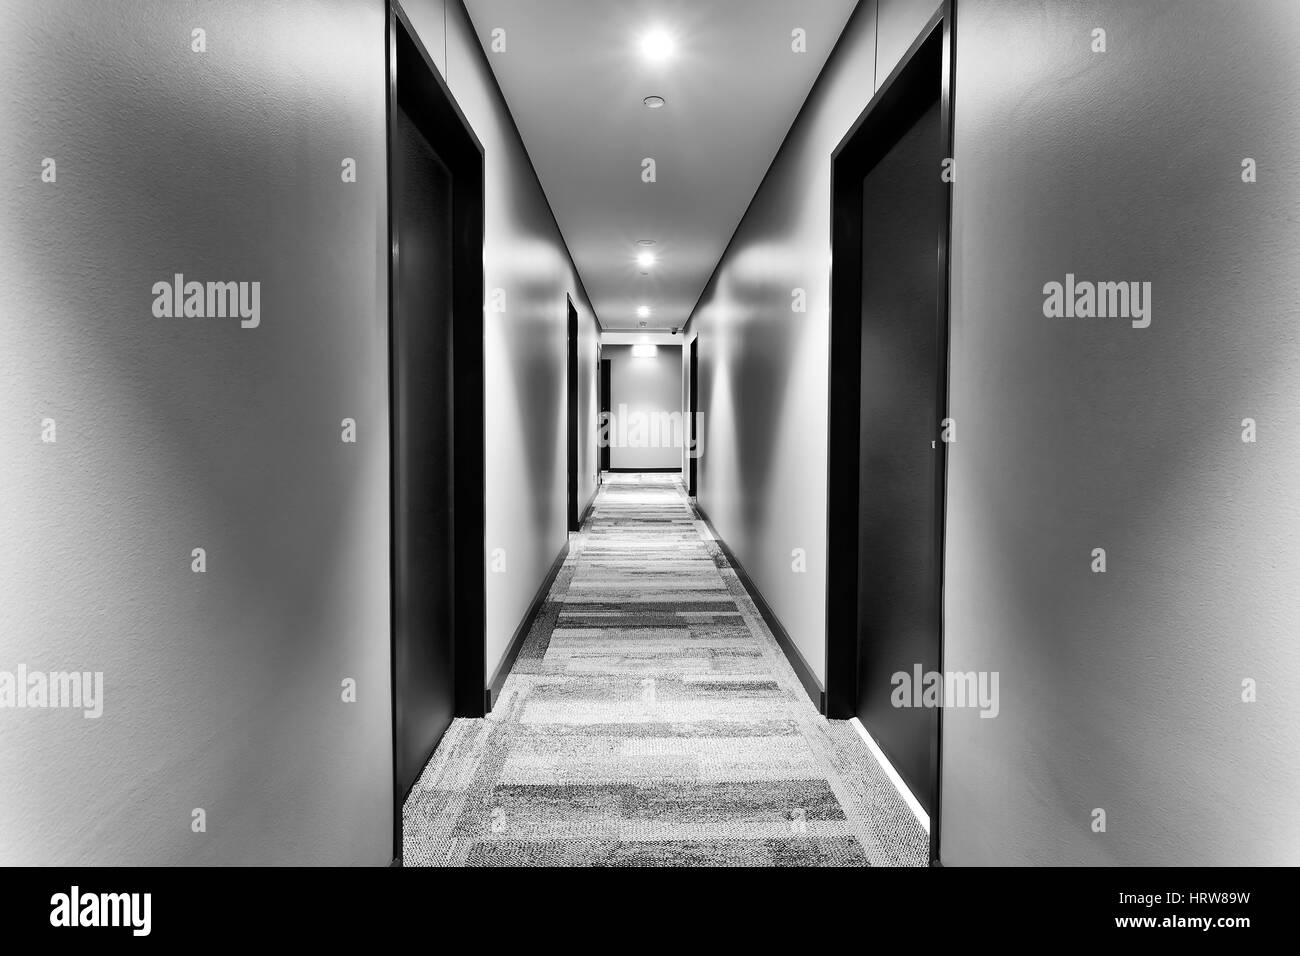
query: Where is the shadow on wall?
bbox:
[940,0,1300,866]
[499,269,567,533]
[722,302,796,537]
[2,1,392,865]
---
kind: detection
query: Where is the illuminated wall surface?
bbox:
[2,0,1298,866]
[692,0,1300,865]
[0,0,597,865]
[942,0,1300,867]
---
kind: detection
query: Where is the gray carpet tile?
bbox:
[403,473,929,867]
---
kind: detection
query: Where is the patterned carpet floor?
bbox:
[402,473,929,866]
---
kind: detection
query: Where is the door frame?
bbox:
[687,336,698,497]
[823,0,955,866]
[599,356,612,474]
[595,343,604,485]
[566,295,580,532]
[386,0,486,863]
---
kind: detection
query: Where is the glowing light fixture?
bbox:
[636,305,651,318]
[636,251,656,268]
[639,29,674,62]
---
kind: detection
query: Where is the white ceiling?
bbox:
[464,0,859,330]
[600,331,683,346]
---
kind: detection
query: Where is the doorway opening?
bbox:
[602,342,686,475]
[825,3,954,865]
[387,1,485,862]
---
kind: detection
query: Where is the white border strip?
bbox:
[849,717,930,834]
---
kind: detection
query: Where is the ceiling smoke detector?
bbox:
[643,95,666,109]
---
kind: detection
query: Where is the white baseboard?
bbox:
[848,717,930,834]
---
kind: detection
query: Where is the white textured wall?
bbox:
[689,0,917,684]
[0,0,392,865]
[0,0,601,865]
[941,0,1300,866]
[400,0,601,678]
[691,0,1300,865]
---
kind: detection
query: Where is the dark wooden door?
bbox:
[688,338,698,496]
[392,102,456,800]
[567,299,579,531]
[599,358,611,473]
[855,98,943,814]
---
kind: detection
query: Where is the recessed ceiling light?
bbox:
[636,251,656,268]
[636,306,651,318]
[643,95,666,109]
[639,30,674,62]
[636,239,656,246]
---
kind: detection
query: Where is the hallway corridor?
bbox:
[403,474,928,866]
[7,0,1300,894]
